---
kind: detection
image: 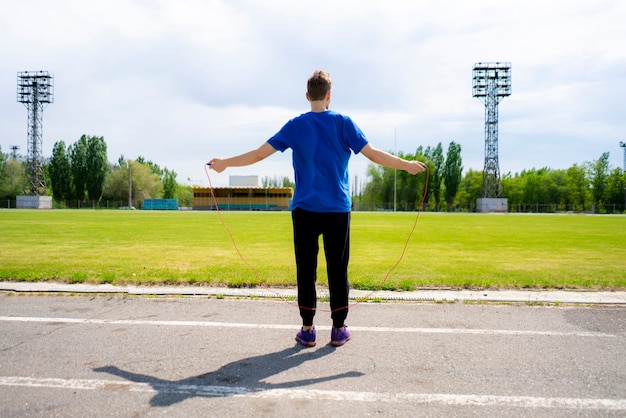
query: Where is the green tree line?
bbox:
[456,152,625,213]
[356,144,625,213]
[357,141,465,212]
[1,137,624,212]
[0,135,192,208]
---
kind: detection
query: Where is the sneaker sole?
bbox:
[330,337,351,347]
[296,337,316,347]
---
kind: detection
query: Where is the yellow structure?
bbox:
[192,187,293,211]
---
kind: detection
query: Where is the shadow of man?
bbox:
[94,343,363,407]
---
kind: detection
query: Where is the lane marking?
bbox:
[0,315,617,337]
[0,376,624,410]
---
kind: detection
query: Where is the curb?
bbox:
[1,282,625,305]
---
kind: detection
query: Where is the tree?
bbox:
[359,149,429,211]
[544,169,568,209]
[127,161,163,205]
[456,169,482,210]
[591,152,609,211]
[162,168,178,199]
[135,156,181,200]
[521,168,545,205]
[604,168,625,213]
[392,151,414,210]
[0,160,26,200]
[0,147,6,197]
[502,171,522,207]
[67,135,109,203]
[102,163,129,206]
[0,147,7,200]
[136,156,162,177]
[362,161,394,210]
[176,185,193,207]
[283,176,295,189]
[566,164,589,211]
[85,136,109,202]
[49,141,73,203]
[262,176,282,187]
[424,143,444,211]
[443,141,463,211]
[0,146,5,178]
[69,135,88,200]
[355,144,624,212]
[261,175,295,188]
[103,160,162,207]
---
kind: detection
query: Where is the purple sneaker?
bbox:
[331,326,351,347]
[296,327,316,347]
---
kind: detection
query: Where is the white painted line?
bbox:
[0,376,624,411]
[0,316,617,338]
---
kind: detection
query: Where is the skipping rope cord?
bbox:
[204,163,429,313]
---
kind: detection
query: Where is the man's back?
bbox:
[268,110,368,212]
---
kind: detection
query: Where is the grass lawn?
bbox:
[0,210,624,290]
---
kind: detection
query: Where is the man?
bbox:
[209,70,426,347]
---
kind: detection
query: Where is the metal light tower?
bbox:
[472,62,511,200]
[17,71,54,196]
[10,145,20,160]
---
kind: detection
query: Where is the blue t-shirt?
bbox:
[267,110,368,212]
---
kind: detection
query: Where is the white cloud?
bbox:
[1,0,625,188]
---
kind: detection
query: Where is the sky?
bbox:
[1,0,625,187]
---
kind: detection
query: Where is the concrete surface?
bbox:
[1,294,625,416]
[1,281,624,305]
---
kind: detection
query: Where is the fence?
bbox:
[352,201,625,214]
[1,198,624,214]
[142,199,178,210]
[508,203,625,214]
[0,199,15,209]
[0,200,128,209]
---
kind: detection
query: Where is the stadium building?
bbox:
[192,175,293,211]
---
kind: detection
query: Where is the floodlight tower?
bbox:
[17,71,54,196]
[10,145,20,160]
[472,62,511,203]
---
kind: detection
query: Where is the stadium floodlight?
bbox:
[17,70,54,196]
[9,145,20,160]
[472,62,511,199]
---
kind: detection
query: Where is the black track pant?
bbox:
[291,208,350,329]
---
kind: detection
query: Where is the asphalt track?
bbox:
[0,283,624,417]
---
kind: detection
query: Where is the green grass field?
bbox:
[0,210,624,290]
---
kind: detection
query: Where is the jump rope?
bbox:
[204,163,429,313]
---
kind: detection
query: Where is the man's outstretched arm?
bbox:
[208,142,277,173]
[360,144,426,175]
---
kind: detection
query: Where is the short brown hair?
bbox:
[307,70,332,101]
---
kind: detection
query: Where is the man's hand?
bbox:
[405,161,427,175]
[207,158,227,173]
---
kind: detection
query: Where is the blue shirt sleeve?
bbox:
[341,115,368,154]
[267,118,297,152]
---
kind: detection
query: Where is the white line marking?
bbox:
[0,376,624,410]
[0,316,616,338]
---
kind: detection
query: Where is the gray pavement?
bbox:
[1,293,625,417]
[1,281,625,305]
